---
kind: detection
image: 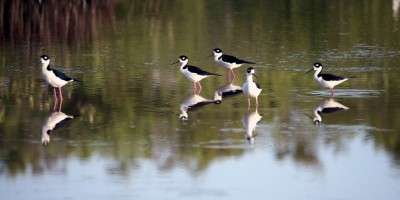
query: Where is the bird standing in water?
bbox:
[211,48,255,82]
[305,62,354,98]
[171,55,221,94]
[243,67,262,110]
[40,55,81,100]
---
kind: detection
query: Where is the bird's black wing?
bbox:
[186,65,221,76]
[50,66,74,81]
[255,81,262,89]
[221,55,255,64]
[221,89,243,97]
[188,101,215,110]
[53,117,74,131]
[320,107,346,114]
[320,73,346,81]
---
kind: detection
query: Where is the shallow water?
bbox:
[1,0,400,199]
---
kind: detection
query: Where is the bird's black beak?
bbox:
[170,61,179,65]
[206,53,213,59]
[305,68,314,74]
[252,73,258,78]
[303,113,314,119]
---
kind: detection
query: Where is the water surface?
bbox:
[1,0,400,200]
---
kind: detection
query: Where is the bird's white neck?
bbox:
[313,109,322,124]
[179,105,188,120]
[214,91,222,101]
[41,60,50,70]
[214,53,222,61]
[313,67,322,78]
[246,74,254,82]
[180,60,188,69]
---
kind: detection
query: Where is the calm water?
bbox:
[1,0,400,199]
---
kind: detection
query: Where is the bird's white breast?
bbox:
[42,67,69,88]
[243,81,261,97]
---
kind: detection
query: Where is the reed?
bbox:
[0,0,119,44]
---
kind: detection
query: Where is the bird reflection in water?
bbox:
[242,109,262,144]
[307,98,349,126]
[213,82,243,102]
[41,101,80,146]
[179,94,220,120]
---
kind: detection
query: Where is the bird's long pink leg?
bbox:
[58,99,63,112]
[255,97,259,109]
[228,69,235,83]
[228,70,233,84]
[197,82,203,90]
[53,100,57,111]
[53,88,58,101]
[197,82,202,94]
[231,69,235,79]
[330,88,334,98]
[59,87,64,100]
[193,82,197,94]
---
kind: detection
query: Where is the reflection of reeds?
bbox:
[0,0,119,43]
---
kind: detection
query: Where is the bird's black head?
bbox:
[41,55,50,61]
[170,55,188,65]
[313,62,323,68]
[247,67,254,73]
[179,55,188,61]
[213,48,223,53]
[247,136,255,144]
[313,119,321,126]
[246,67,257,77]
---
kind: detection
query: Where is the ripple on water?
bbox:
[308,89,383,98]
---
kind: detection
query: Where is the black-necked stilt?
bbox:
[306,98,349,125]
[242,110,262,144]
[213,83,243,102]
[243,67,262,110]
[305,62,355,98]
[41,111,79,146]
[40,55,81,100]
[211,48,255,81]
[171,55,221,94]
[179,94,220,120]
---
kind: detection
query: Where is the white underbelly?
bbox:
[42,71,69,88]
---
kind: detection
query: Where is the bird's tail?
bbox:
[73,78,82,82]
